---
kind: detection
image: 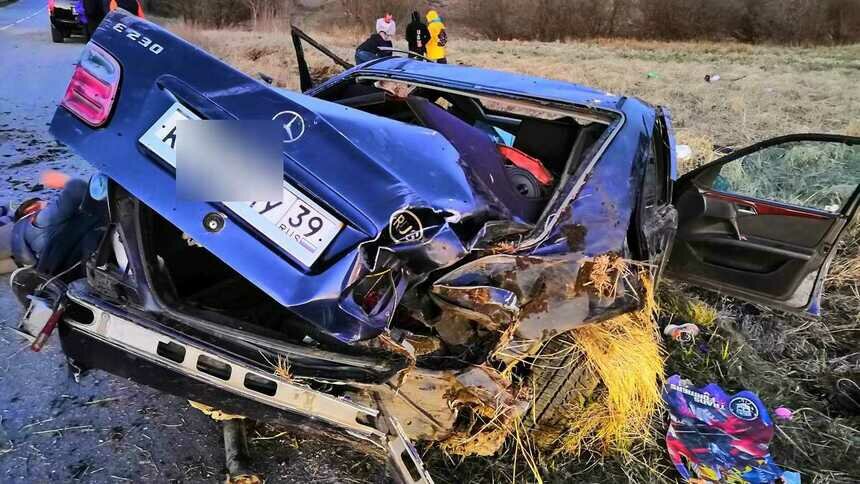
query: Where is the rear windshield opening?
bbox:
[317,78,611,223]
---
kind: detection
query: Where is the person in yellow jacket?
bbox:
[425,10,448,64]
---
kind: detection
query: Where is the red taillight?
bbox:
[48,0,55,14]
[60,44,121,127]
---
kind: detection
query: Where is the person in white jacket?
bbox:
[376,12,396,39]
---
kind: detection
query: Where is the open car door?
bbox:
[290,25,353,92]
[667,134,860,315]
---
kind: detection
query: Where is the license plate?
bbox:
[138,102,343,267]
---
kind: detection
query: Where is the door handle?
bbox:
[737,205,758,216]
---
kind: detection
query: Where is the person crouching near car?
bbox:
[355,30,393,65]
[425,10,448,64]
[0,171,108,305]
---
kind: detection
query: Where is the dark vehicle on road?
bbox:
[17,11,860,483]
[48,0,87,42]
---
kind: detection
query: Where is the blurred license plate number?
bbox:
[139,102,342,267]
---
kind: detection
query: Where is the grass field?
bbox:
[167,22,860,168]
[164,20,860,483]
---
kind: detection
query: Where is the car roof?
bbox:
[358,57,628,111]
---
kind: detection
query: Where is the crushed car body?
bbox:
[25,9,859,483]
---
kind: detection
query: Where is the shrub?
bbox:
[462,0,859,44]
[339,0,415,34]
[144,0,293,29]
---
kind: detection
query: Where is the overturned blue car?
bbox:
[20,10,860,483]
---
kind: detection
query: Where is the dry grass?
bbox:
[579,254,630,300]
[535,275,665,458]
[827,223,860,306]
[188,400,246,421]
[660,290,720,329]
[160,19,859,169]
[459,39,857,151]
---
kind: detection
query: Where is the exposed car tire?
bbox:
[528,336,601,429]
[51,25,64,43]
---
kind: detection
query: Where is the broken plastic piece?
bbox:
[663,322,700,344]
[379,414,436,484]
[773,407,793,421]
[676,144,693,161]
[189,400,246,421]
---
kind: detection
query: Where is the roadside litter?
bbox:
[676,144,693,161]
[663,374,801,484]
[663,322,700,344]
[705,74,749,83]
[773,407,793,421]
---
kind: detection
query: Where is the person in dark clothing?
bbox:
[405,11,431,58]
[83,0,144,36]
[2,171,108,305]
[355,31,393,65]
[3,171,108,272]
[83,0,104,35]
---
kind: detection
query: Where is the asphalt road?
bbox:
[0,1,386,482]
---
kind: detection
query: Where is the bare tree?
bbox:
[339,0,413,32]
[150,0,858,44]
[240,0,292,30]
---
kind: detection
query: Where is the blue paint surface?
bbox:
[51,10,666,342]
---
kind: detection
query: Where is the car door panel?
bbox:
[668,134,860,315]
[694,192,834,250]
[705,191,833,221]
[290,25,353,92]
